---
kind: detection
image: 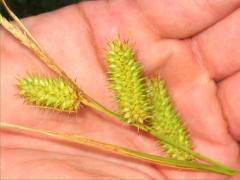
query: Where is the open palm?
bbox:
[1,0,240,179]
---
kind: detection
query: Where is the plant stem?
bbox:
[149,130,238,173]
[0,122,238,176]
[82,98,123,121]
[81,98,238,173]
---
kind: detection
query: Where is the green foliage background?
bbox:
[0,0,83,18]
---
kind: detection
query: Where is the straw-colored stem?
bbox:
[1,0,67,81]
[0,122,238,176]
[0,1,85,101]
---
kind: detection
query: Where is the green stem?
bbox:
[82,98,238,174]
[149,130,238,173]
[82,99,124,121]
[122,148,237,176]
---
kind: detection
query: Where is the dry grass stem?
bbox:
[0,0,85,101]
[0,122,237,176]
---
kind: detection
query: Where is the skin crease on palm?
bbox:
[1,0,240,179]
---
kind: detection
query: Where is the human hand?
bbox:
[1,0,240,179]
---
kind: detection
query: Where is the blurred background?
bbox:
[0,0,83,18]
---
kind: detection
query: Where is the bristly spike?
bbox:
[106,39,151,127]
[147,77,193,161]
[17,74,81,112]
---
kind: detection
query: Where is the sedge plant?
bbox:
[0,0,239,176]
[106,40,192,161]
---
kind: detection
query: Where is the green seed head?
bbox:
[107,39,151,126]
[17,74,81,112]
[147,77,193,161]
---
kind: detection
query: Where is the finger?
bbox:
[134,0,240,38]
[80,1,240,73]
[80,0,240,40]
[192,9,240,81]
[218,71,240,141]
